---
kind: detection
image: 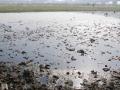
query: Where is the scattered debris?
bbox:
[0,12,120,90]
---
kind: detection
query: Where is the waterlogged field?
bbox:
[0,12,120,89]
[0,4,120,12]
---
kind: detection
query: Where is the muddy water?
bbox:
[0,12,120,89]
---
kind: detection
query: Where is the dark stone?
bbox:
[53,75,59,80]
[0,49,3,52]
[44,64,50,69]
[66,72,70,75]
[18,62,26,66]
[71,56,76,61]
[91,70,97,75]
[23,57,29,60]
[77,49,86,56]
[66,47,75,51]
[21,51,27,54]
[103,68,110,72]
[105,65,108,67]
[77,72,81,75]
[90,38,95,43]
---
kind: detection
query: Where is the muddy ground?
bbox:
[0,12,120,89]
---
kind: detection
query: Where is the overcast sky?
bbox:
[0,0,118,3]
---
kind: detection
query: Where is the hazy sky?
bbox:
[0,0,118,3]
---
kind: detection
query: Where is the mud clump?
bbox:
[21,51,27,54]
[0,49,3,52]
[66,47,75,51]
[77,49,86,56]
[90,38,95,43]
[71,56,77,61]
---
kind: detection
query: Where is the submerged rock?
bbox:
[66,47,75,51]
[103,68,110,72]
[65,80,73,87]
[0,49,3,52]
[77,49,86,56]
[21,51,27,54]
[66,72,70,75]
[90,38,95,43]
[18,62,26,66]
[77,71,81,75]
[44,64,50,69]
[71,56,76,61]
[53,75,59,80]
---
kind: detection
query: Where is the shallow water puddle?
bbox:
[0,12,120,89]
